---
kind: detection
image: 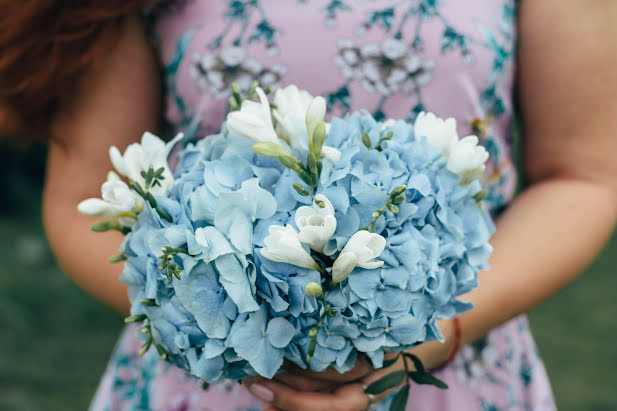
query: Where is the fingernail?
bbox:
[247,383,274,402]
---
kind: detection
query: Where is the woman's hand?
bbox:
[245,355,408,411]
[244,319,456,411]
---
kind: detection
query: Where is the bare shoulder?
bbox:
[46,14,161,206]
[517,1,617,188]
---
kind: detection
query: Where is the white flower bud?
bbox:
[305,96,327,143]
[331,252,357,283]
[414,111,459,156]
[340,231,386,270]
[227,87,278,144]
[447,135,489,184]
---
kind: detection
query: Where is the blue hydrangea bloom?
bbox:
[120,113,494,382]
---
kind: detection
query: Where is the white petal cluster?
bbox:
[447,136,490,184]
[230,85,342,163]
[414,112,459,156]
[109,131,183,196]
[77,171,143,226]
[226,88,279,144]
[332,231,386,283]
[261,225,320,270]
[273,85,314,149]
[414,112,488,183]
[295,194,337,254]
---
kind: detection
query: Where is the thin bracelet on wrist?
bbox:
[435,317,462,371]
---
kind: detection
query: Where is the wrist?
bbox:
[406,318,461,371]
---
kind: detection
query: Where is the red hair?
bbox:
[0,0,153,140]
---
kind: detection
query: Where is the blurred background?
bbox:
[0,140,616,411]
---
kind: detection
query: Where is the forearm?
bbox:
[43,195,130,314]
[459,176,617,345]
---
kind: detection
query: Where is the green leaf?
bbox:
[124,314,147,324]
[90,220,122,233]
[382,354,400,369]
[278,155,302,173]
[389,385,410,411]
[306,339,317,362]
[228,96,239,111]
[308,152,318,175]
[364,370,406,395]
[392,194,406,205]
[293,183,310,196]
[389,185,407,197]
[253,142,288,158]
[311,121,326,157]
[139,337,152,356]
[473,188,488,203]
[298,170,314,186]
[403,352,425,373]
[362,132,372,149]
[408,371,449,389]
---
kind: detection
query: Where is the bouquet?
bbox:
[79,83,494,408]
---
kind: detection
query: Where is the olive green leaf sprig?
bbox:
[124,313,176,361]
[303,282,339,361]
[129,165,173,223]
[158,246,190,280]
[360,185,407,233]
[363,353,448,411]
[228,81,276,112]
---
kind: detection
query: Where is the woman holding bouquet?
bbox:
[1,1,616,410]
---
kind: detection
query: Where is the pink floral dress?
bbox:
[90,1,556,410]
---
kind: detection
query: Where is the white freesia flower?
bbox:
[109,132,183,196]
[295,194,337,253]
[227,87,278,144]
[261,225,320,270]
[340,231,386,269]
[331,252,357,283]
[414,111,459,156]
[273,85,314,148]
[272,85,341,163]
[77,171,143,226]
[447,135,489,183]
[305,96,327,141]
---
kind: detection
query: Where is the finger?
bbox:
[285,356,373,383]
[247,379,369,411]
[274,373,341,392]
[360,356,409,404]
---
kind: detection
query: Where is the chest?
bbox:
[153,0,517,133]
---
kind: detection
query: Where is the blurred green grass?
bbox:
[0,143,615,411]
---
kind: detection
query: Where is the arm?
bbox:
[43,15,160,314]
[247,2,617,409]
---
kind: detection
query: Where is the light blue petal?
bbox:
[204,339,227,359]
[348,269,380,299]
[249,339,285,378]
[173,262,230,339]
[214,254,259,313]
[189,185,218,222]
[266,318,296,348]
[389,315,425,345]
